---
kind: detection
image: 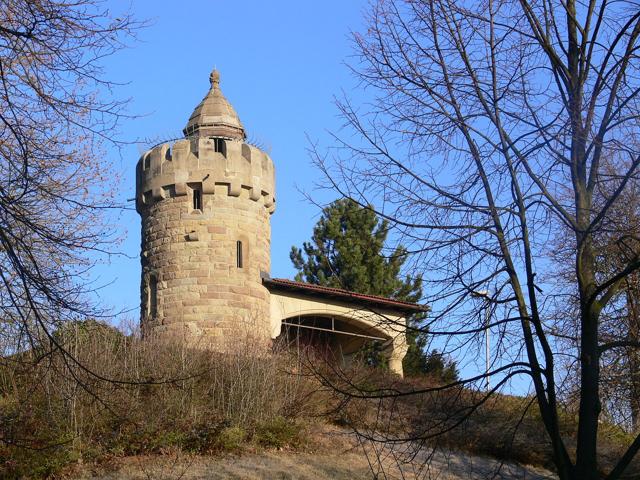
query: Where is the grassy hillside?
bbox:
[325,367,637,477]
[0,321,636,479]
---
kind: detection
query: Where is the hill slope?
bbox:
[69,427,556,480]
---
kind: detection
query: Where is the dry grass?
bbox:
[0,321,319,479]
[63,424,557,480]
[319,366,639,478]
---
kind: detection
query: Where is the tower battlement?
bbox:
[136,137,275,214]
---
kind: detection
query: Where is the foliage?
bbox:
[216,426,246,451]
[53,319,125,347]
[291,198,421,300]
[404,344,459,384]
[254,416,302,449]
[355,340,390,370]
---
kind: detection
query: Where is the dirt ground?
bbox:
[69,428,557,480]
[70,450,556,480]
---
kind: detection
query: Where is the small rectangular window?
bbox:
[193,188,202,211]
[143,155,151,170]
[213,138,226,157]
[236,240,243,268]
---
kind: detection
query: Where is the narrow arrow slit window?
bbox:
[236,240,243,268]
[148,275,158,319]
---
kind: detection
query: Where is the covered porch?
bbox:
[263,277,428,377]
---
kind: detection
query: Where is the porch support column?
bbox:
[386,334,408,377]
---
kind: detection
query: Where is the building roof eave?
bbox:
[262,277,429,315]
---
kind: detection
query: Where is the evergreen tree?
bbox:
[290,199,420,299]
[291,199,456,380]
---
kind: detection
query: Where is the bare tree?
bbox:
[0,1,140,355]
[313,1,640,478]
[549,160,640,434]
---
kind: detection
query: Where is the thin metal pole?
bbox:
[485,300,490,391]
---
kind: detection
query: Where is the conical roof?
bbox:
[183,69,246,140]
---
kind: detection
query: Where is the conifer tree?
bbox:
[291,199,420,298]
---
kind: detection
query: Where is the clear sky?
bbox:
[96,0,368,320]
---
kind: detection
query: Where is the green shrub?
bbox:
[254,416,302,449]
[216,426,246,451]
[0,443,74,480]
[182,422,223,453]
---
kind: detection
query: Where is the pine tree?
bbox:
[291,199,456,379]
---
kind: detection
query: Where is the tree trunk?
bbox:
[575,215,601,478]
[627,284,640,432]
[576,306,601,479]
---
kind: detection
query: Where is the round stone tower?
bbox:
[136,70,276,345]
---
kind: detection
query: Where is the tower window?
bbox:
[193,188,202,211]
[143,155,151,170]
[213,138,226,157]
[236,240,243,268]
[148,275,158,319]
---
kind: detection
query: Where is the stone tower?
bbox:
[136,70,276,344]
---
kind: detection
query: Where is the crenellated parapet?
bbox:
[135,136,276,214]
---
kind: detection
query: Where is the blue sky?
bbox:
[96,0,369,319]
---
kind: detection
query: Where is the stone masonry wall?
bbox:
[136,137,275,346]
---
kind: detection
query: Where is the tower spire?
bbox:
[183,69,245,139]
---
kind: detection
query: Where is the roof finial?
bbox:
[209,68,220,89]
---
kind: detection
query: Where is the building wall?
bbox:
[135,129,409,376]
[136,137,275,344]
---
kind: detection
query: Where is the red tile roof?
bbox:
[262,277,428,314]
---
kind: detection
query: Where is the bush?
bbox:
[216,426,246,451]
[254,416,302,449]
